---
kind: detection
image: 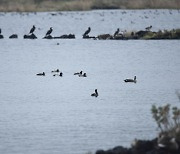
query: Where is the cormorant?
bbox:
[83,27,91,36]
[29,25,36,34]
[114,28,120,37]
[46,27,53,36]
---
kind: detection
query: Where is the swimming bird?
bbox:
[74,71,83,75]
[124,76,137,83]
[145,25,152,31]
[114,28,120,37]
[59,72,63,77]
[36,72,45,76]
[83,27,91,36]
[29,25,36,34]
[46,27,53,36]
[79,73,87,77]
[91,89,98,97]
[53,72,63,77]
[51,69,59,73]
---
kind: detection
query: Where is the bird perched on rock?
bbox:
[83,27,91,37]
[29,25,36,34]
[114,28,120,37]
[46,27,53,36]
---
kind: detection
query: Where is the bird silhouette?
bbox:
[29,25,36,34]
[91,89,98,97]
[114,28,120,37]
[83,27,91,36]
[46,27,53,36]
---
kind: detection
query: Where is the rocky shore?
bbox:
[0,28,180,40]
[95,104,180,154]
[95,137,180,154]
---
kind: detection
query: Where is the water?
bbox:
[0,10,180,154]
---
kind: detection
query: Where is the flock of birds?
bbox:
[36,69,137,98]
[0,24,153,39]
[28,25,53,37]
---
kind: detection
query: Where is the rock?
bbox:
[96,150,106,154]
[83,34,96,39]
[55,34,75,39]
[136,30,149,38]
[0,34,4,39]
[43,35,53,39]
[24,33,37,39]
[9,34,18,39]
[97,34,112,40]
[131,138,157,154]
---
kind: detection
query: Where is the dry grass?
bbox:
[0,0,180,12]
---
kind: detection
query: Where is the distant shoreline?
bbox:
[0,0,180,12]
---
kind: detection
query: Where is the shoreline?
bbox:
[0,0,180,12]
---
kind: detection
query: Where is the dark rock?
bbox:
[96,146,132,154]
[111,146,132,154]
[0,34,4,39]
[131,139,157,154]
[56,34,75,39]
[136,30,149,38]
[96,149,106,154]
[83,34,96,39]
[24,33,37,39]
[61,34,75,39]
[9,34,18,39]
[43,35,53,39]
[97,34,112,40]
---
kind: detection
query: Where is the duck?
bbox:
[53,72,63,77]
[36,72,45,76]
[51,69,59,73]
[91,89,98,97]
[46,27,53,36]
[29,25,36,34]
[79,73,87,77]
[59,72,63,77]
[74,71,83,75]
[124,76,137,83]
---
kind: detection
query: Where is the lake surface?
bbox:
[0,10,180,154]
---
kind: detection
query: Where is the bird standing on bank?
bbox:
[114,28,120,37]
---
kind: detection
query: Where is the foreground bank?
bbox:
[95,104,180,154]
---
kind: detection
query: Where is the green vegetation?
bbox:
[141,29,180,39]
[95,104,180,154]
[151,104,180,144]
[96,29,180,40]
[0,0,180,12]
